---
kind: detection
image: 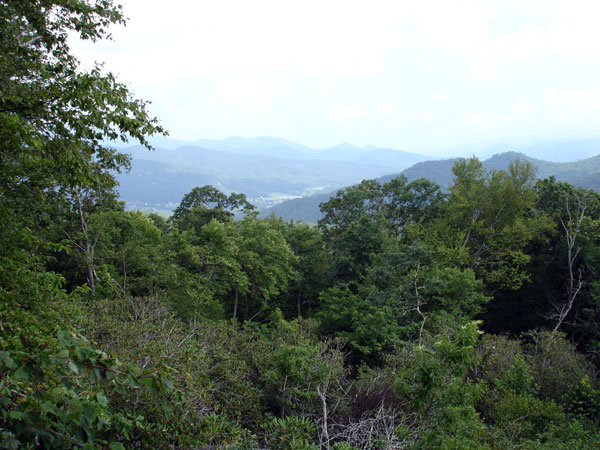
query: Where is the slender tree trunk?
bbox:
[122,251,127,294]
[152,268,158,300]
[413,262,426,346]
[296,291,302,318]
[233,286,239,319]
[75,190,99,296]
[280,375,287,418]
[554,192,587,331]
[317,385,330,450]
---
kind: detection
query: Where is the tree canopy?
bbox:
[2,1,600,448]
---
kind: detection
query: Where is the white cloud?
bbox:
[318,82,331,96]
[467,60,496,80]
[378,104,399,116]
[328,104,364,124]
[427,92,450,102]
[466,113,512,124]
[73,0,408,81]
[214,74,273,104]
[512,97,536,115]
[416,111,436,120]
[67,0,600,149]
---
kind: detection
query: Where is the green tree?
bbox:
[443,157,545,290]
[171,185,254,231]
[0,1,166,447]
[235,217,297,320]
[534,178,600,333]
[84,210,162,298]
[393,322,489,450]
[269,218,331,318]
[380,176,444,234]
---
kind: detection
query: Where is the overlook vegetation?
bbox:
[2,1,600,449]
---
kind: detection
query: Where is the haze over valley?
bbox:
[117,135,600,219]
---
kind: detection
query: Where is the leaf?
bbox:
[67,360,79,374]
[96,391,108,407]
[8,411,24,420]
[1,437,20,450]
[13,366,31,382]
[0,352,17,370]
[161,376,174,391]
[109,441,127,450]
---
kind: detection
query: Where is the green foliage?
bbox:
[268,218,331,318]
[171,185,254,231]
[316,288,400,362]
[431,158,549,291]
[567,376,600,423]
[318,176,443,283]
[3,3,600,444]
[235,217,297,320]
[0,331,171,449]
[85,210,162,298]
[524,331,593,404]
[262,416,319,449]
[394,322,489,450]
[260,310,346,418]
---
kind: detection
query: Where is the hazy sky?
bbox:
[72,0,600,153]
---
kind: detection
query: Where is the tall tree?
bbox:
[171,185,254,231]
[0,1,167,448]
[534,178,600,337]
[436,158,547,291]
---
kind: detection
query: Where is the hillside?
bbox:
[115,136,600,216]
[263,152,600,223]
[116,140,428,211]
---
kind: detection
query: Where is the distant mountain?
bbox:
[438,137,600,163]
[116,141,429,212]
[115,136,600,217]
[189,136,317,159]
[523,138,600,162]
[262,152,600,223]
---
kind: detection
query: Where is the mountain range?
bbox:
[114,136,600,219]
[116,137,428,212]
[262,151,600,223]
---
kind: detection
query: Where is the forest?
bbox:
[2,1,600,449]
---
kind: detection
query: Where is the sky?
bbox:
[71,0,600,154]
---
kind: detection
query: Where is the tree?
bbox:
[268,218,331,318]
[432,158,548,291]
[0,0,165,302]
[234,216,297,320]
[380,176,444,234]
[0,1,166,447]
[319,177,444,285]
[171,185,254,231]
[532,178,600,341]
[161,219,249,320]
[393,322,489,449]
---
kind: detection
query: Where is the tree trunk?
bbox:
[554,192,587,331]
[233,286,239,319]
[75,190,99,296]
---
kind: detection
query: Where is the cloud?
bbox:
[466,112,512,124]
[427,92,450,102]
[467,60,496,80]
[214,74,273,104]
[416,111,436,120]
[74,0,407,81]
[378,104,399,116]
[318,82,331,96]
[512,96,536,115]
[328,105,364,124]
[67,0,600,149]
